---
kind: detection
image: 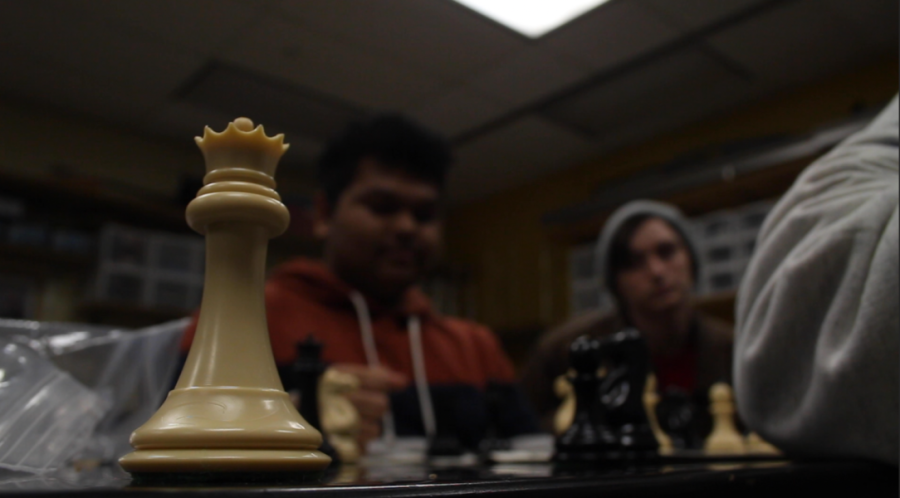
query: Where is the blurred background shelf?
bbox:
[0,242,93,275]
[0,170,188,233]
[78,301,190,329]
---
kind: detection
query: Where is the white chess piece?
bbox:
[320,367,362,463]
[644,374,673,454]
[554,373,576,435]
[119,118,330,474]
[745,431,781,455]
[703,382,746,454]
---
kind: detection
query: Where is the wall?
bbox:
[444,58,899,342]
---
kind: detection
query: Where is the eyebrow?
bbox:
[629,240,681,254]
[357,187,439,204]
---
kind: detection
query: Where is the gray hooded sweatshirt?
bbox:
[735,95,899,465]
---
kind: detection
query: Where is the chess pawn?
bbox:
[119,118,330,474]
[643,374,673,455]
[703,382,746,454]
[553,372,575,435]
[745,432,781,455]
[320,367,362,463]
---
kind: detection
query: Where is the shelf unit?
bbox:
[0,170,318,326]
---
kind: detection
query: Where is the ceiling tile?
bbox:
[222,16,451,110]
[177,62,365,145]
[275,0,526,82]
[408,87,511,138]
[0,51,155,126]
[449,116,595,203]
[821,0,899,50]
[74,0,266,56]
[640,0,766,31]
[144,102,239,143]
[0,1,205,106]
[466,47,589,108]
[708,0,878,89]
[542,48,754,147]
[542,0,681,72]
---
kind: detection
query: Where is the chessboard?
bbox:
[0,449,895,498]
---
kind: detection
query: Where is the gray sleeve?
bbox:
[734,96,899,465]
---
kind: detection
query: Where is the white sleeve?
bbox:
[734,96,899,465]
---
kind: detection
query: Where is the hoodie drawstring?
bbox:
[407,315,437,439]
[348,291,436,443]
[349,291,395,444]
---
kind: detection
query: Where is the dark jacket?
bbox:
[520,308,734,438]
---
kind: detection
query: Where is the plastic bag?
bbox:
[0,317,188,471]
[0,341,109,473]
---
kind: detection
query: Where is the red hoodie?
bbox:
[180,258,540,447]
[180,257,516,390]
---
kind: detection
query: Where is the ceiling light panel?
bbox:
[451,0,612,37]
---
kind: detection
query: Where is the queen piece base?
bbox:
[119,448,332,473]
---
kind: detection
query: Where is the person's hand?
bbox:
[331,363,408,449]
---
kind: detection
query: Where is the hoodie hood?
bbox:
[268,257,435,321]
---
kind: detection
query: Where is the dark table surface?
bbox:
[1,454,897,498]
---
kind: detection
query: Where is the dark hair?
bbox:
[316,113,452,206]
[607,214,653,301]
[606,214,698,309]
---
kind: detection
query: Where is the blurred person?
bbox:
[180,113,538,452]
[521,200,733,444]
[735,95,898,465]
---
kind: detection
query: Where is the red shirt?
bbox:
[653,344,698,394]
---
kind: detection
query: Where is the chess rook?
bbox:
[119,118,331,474]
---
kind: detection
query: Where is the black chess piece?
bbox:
[288,335,339,464]
[427,389,466,457]
[553,335,619,463]
[597,328,659,460]
[478,380,512,455]
[657,388,707,449]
